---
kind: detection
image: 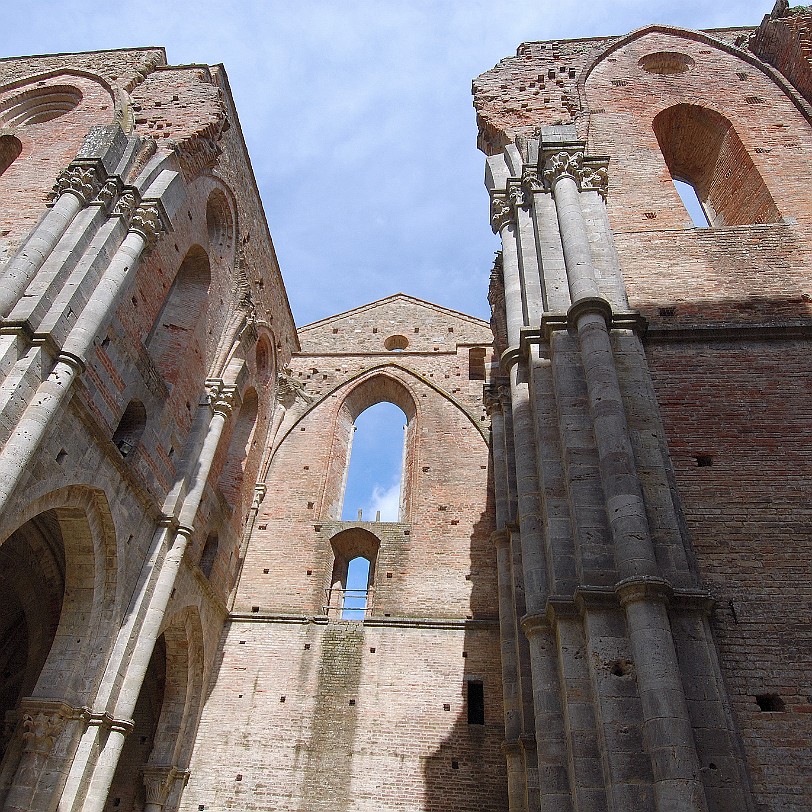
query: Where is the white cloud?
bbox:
[365,482,401,523]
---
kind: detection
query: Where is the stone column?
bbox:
[544,147,707,812]
[0,164,103,317]
[0,201,165,518]
[521,614,572,812]
[81,386,234,812]
[491,195,524,348]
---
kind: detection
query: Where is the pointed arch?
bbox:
[577,24,812,125]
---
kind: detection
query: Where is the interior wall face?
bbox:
[180,297,507,812]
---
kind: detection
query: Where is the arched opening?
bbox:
[218,388,259,505]
[0,494,113,781]
[342,557,371,620]
[104,638,166,812]
[104,609,203,811]
[0,135,22,178]
[205,188,235,264]
[326,528,380,620]
[146,245,211,387]
[255,335,275,389]
[341,402,407,522]
[672,179,710,228]
[0,512,64,763]
[112,400,146,457]
[652,103,781,227]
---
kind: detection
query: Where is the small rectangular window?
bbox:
[467,681,484,725]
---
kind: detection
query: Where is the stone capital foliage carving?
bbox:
[21,711,67,755]
[507,180,528,211]
[205,378,238,417]
[276,371,313,407]
[112,190,141,224]
[129,201,168,247]
[95,177,123,211]
[143,765,184,806]
[542,150,609,199]
[521,165,544,196]
[490,193,513,233]
[483,384,502,414]
[50,163,104,206]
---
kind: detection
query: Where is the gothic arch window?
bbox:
[322,375,418,522]
[146,245,211,388]
[326,528,379,620]
[112,399,147,457]
[652,103,781,227]
[341,401,407,522]
[0,135,22,178]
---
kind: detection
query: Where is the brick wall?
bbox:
[182,295,507,811]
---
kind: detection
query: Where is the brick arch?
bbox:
[652,102,781,226]
[325,527,381,618]
[278,362,488,445]
[151,606,205,769]
[578,25,812,125]
[340,370,419,423]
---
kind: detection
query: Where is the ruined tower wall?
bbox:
[474,11,812,811]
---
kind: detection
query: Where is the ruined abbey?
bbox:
[0,2,810,811]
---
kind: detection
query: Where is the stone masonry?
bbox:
[0,3,811,811]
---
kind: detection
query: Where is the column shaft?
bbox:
[0,193,84,317]
[549,166,707,812]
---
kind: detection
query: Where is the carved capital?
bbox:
[616,575,673,607]
[490,528,510,547]
[95,177,123,211]
[543,150,584,186]
[490,193,513,233]
[276,372,313,408]
[507,180,528,211]
[580,163,609,200]
[208,383,238,418]
[483,384,502,415]
[21,711,67,756]
[112,189,141,224]
[542,150,609,199]
[520,612,551,638]
[50,164,104,206]
[143,764,183,807]
[521,165,544,196]
[129,201,168,247]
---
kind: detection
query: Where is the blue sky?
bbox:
[5,2,768,541]
[5,1,766,326]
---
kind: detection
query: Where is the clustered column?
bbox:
[543,147,707,812]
